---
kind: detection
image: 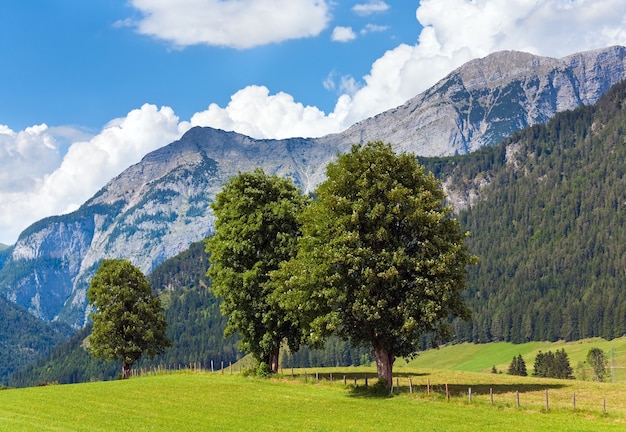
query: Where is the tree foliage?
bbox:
[508,354,527,376]
[586,348,608,382]
[206,169,310,372]
[533,349,573,379]
[87,259,171,379]
[275,142,476,388]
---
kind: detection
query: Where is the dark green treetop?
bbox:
[87,258,171,379]
[274,141,477,388]
[206,168,311,373]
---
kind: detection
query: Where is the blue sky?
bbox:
[1,0,626,244]
[0,1,417,132]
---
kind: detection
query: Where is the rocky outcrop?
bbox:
[337,46,626,156]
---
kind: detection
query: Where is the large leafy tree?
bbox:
[87,259,170,379]
[276,142,476,388]
[205,168,310,373]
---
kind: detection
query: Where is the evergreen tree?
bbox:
[508,354,527,376]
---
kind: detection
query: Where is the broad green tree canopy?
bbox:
[87,258,170,379]
[276,141,476,387]
[206,168,310,372]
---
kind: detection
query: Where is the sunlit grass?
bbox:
[0,369,625,431]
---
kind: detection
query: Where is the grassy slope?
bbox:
[0,371,625,431]
[398,337,626,381]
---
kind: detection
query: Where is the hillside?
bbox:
[419,79,626,344]
[8,241,241,387]
[0,297,71,384]
[1,47,626,330]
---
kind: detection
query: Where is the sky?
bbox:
[1,0,626,245]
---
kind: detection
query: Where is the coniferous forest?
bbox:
[421,79,626,344]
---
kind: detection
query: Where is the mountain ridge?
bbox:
[1,46,626,328]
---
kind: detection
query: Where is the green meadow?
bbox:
[2,338,626,431]
[1,370,626,431]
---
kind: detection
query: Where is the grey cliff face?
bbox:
[337,46,626,156]
[1,46,625,327]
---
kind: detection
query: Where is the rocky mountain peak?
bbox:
[1,46,626,327]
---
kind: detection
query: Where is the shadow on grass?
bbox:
[349,381,568,399]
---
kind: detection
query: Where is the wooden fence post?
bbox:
[603,398,607,415]
[572,393,576,409]
[545,389,549,411]
[468,387,472,403]
[427,379,431,395]
[490,388,494,405]
[409,378,413,394]
[445,383,450,401]
[515,391,520,408]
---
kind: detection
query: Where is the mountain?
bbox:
[340,46,626,156]
[418,78,626,343]
[1,47,626,329]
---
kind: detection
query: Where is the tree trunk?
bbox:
[374,347,395,389]
[269,346,280,373]
[121,361,132,379]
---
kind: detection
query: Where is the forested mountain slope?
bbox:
[421,79,626,343]
[8,241,241,387]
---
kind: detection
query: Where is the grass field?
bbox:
[398,336,626,381]
[1,368,626,431]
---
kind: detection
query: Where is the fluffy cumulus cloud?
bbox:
[331,26,357,42]
[0,105,189,244]
[129,0,331,49]
[189,86,346,139]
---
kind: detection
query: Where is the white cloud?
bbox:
[0,105,189,244]
[190,86,346,139]
[331,26,357,42]
[353,1,390,16]
[129,0,331,49]
[361,23,389,35]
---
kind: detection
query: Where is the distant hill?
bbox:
[0,243,9,251]
[0,296,71,385]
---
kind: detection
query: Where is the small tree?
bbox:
[587,348,608,382]
[206,169,310,373]
[87,259,171,379]
[508,354,527,376]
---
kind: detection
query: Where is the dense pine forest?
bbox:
[421,79,626,344]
